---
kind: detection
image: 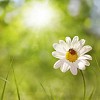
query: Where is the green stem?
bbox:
[80,70,86,100]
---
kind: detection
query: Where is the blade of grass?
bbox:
[80,70,86,100]
[49,87,54,100]
[12,64,21,100]
[9,57,21,100]
[0,77,8,82]
[1,74,9,100]
[94,56,100,71]
[40,82,50,100]
[0,61,12,100]
[0,56,13,100]
[1,72,10,100]
[88,88,95,100]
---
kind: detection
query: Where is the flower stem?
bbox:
[80,70,86,100]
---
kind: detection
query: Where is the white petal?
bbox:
[73,41,81,51]
[54,60,63,69]
[65,37,71,46]
[59,40,69,51]
[82,59,90,66]
[78,60,90,70]
[70,64,78,75]
[77,39,86,51]
[59,40,66,45]
[53,43,66,53]
[79,45,92,56]
[71,36,79,47]
[52,51,65,59]
[78,55,92,60]
[73,39,85,52]
[60,62,70,72]
[78,61,86,70]
[79,39,85,46]
[53,43,59,50]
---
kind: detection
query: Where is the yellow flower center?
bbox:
[66,49,78,62]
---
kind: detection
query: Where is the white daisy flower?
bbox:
[52,36,92,75]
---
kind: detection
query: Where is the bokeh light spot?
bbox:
[23,2,54,28]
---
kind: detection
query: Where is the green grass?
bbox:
[1,67,10,100]
[12,62,21,100]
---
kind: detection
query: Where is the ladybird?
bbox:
[69,49,76,55]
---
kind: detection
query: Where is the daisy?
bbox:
[52,36,92,75]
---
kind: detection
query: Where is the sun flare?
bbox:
[23,2,54,28]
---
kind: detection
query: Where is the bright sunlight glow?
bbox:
[23,2,54,28]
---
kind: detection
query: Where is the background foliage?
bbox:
[0,0,100,100]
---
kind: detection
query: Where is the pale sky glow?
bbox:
[23,2,54,28]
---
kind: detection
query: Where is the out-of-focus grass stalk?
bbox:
[1,73,9,100]
[95,56,100,71]
[0,60,12,100]
[49,87,54,100]
[80,70,86,100]
[88,88,95,100]
[0,77,8,82]
[40,82,50,100]
[12,63,21,100]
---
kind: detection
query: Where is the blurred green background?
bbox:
[0,0,100,100]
